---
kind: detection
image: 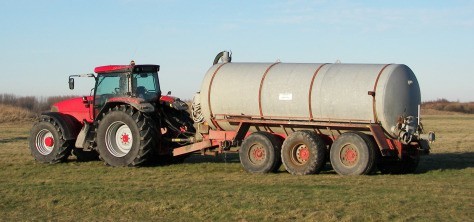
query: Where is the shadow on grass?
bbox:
[181,152,474,174]
[417,152,474,173]
[66,149,474,175]
[0,136,28,144]
[184,153,241,164]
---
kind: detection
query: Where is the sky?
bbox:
[0,0,473,101]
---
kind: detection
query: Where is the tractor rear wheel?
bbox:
[29,116,72,163]
[97,106,158,167]
[239,132,282,173]
[281,131,326,175]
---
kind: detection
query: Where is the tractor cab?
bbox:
[93,64,161,112]
[68,64,162,120]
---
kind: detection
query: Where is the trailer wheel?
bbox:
[330,132,376,175]
[97,106,157,167]
[239,132,282,173]
[281,131,326,175]
[378,155,420,174]
[29,117,72,163]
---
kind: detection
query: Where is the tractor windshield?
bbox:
[95,73,128,108]
[96,73,127,96]
[132,72,161,101]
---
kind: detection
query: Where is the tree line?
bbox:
[422,98,474,114]
[0,94,77,113]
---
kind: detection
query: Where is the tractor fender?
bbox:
[96,99,155,121]
[40,112,83,141]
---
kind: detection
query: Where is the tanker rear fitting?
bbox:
[28,51,435,175]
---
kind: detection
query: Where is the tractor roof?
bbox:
[94,64,160,74]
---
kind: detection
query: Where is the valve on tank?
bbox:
[392,115,436,145]
[392,116,417,144]
[213,51,232,65]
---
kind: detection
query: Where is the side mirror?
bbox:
[167,91,171,95]
[68,78,75,90]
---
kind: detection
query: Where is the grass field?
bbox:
[0,115,473,221]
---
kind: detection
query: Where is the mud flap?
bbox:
[75,122,90,149]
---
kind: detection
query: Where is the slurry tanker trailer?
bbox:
[29,51,435,175]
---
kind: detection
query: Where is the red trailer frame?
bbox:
[173,114,422,159]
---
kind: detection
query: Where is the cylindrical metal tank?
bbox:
[198,62,421,138]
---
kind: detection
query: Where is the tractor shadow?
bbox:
[416,152,474,173]
[0,136,28,144]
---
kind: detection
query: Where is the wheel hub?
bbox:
[35,129,55,155]
[121,133,130,144]
[105,121,133,157]
[291,144,310,165]
[249,144,266,165]
[297,145,309,162]
[340,144,358,167]
[44,136,54,147]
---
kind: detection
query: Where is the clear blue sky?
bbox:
[1,0,473,101]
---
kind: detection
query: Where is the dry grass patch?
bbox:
[0,104,36,123]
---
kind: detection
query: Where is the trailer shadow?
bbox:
[184,153,241,164]
[182,152,474,174]
[416,152,474,173]
[67,150,474,174]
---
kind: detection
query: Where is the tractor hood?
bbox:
[51,96,93,123]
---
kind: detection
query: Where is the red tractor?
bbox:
[29,63,195,166]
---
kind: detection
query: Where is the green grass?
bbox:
[0,116,473,221]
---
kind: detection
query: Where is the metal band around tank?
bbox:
[372,64,392,123]
[207,63,228,130]
[308,63,329,120]
[258,62,280,118]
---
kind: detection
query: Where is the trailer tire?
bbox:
[281,131,326,175]
[239,132,282,173]
[97,106,157,167]
[29,116,72,163]
[330,132,376,175]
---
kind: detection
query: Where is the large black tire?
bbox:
[29,116,72,163]
[96,106,158,167]
[239,132,282,173]
[378,155,420,174]
[72,148,100,162]
[330,132,376,175]
[281,131,326,175]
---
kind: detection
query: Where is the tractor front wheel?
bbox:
[29,116,72,163]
